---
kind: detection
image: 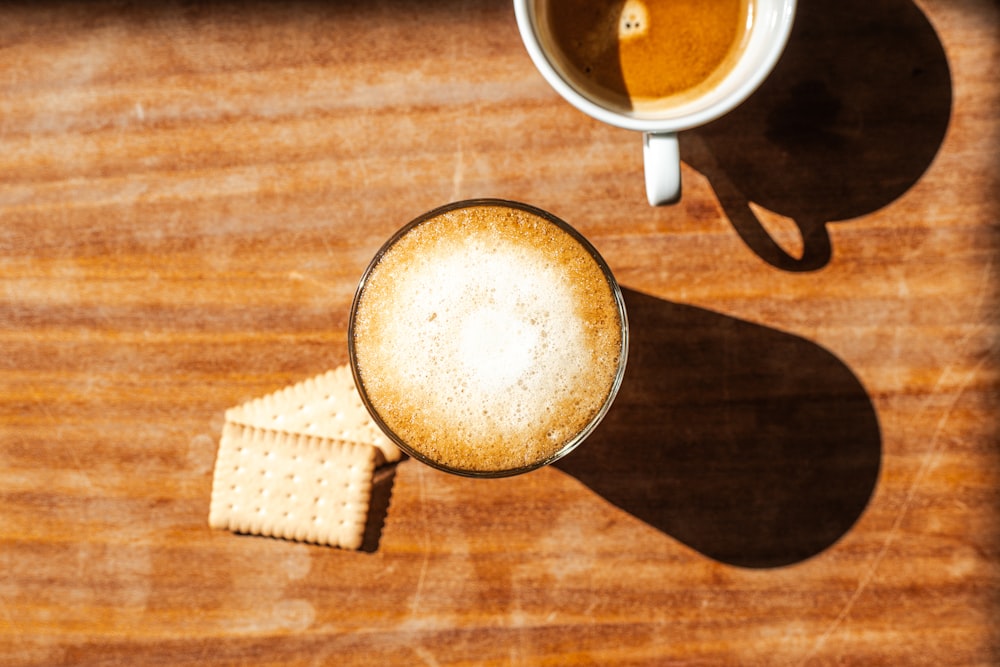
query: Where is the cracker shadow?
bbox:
[556,289,881,568]
[359,462,400,553]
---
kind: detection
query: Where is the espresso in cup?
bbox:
[349,200,628,477]
[515,0,794,204]
[543,0,752,114]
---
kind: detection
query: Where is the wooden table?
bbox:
[2,0,997,664]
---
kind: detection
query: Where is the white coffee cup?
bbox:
[514,0,796,205]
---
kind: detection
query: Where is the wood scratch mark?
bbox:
[796,336,993,666]
[409,464,432,615]
[0,589,16,634]
[414,646,441,667]
[450,141,465,200]
[27,383,98,493]
[287,270,333,291]
[796,255,997,666]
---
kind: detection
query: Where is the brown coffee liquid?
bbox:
[544,0,749,110]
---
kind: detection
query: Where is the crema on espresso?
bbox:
[350,201,626,475]
[541,0,752,114]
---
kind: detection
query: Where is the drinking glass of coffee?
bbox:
[349,199,628,478]
[514,0,796,205]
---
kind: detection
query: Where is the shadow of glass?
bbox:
[556,289,881,568]
[683,0,952,271]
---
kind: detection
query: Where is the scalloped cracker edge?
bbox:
[209,422,376,550]
[225,365,400,464]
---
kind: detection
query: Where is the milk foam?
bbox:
[372,243,585,430]
[352,204,624,473]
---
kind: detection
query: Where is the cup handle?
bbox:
[644,132,681,206]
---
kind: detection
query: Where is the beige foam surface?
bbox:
[209,422,377,550]
[225,365,401,464]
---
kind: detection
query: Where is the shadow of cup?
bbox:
[556,289,881,568]
[683,0,952,271]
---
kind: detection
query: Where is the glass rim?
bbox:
[348,198,629,478]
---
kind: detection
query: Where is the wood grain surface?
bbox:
[2,0,997,665]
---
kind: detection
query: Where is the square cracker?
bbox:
[209,422,376,550]
[225,365,400,464]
